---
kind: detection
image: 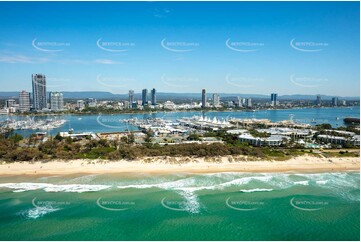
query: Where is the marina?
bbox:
[0,118,67,131]
[0,107,359,137]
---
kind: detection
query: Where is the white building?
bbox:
[5,99,18,113]
[123,101,130,109]
[164,101,176,110]
[50,92,64,111]
[77,100,85,110]
[239,133,289,146]
[245,98,252,108]
[5,99,16,108]
[236,97,243,107]
[256,127,312,138]
[19,90,31,112]
[317,134,360,146]
[226,129,248,135]
[86,98,97,107]
[212,93,220,107]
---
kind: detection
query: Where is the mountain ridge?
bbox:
[0,91,359,100]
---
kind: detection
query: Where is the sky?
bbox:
[0,1,359,96]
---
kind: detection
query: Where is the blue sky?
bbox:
[0,1,359,96]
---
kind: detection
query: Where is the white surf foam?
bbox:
[218,175,273,188]
[0,183,49,192]
[175,188,201,214]
[0,183,111,193]
[116,175,279,213]
[240,188,273,193]
[316,180,328,185]
[19,206,60,219]
[294,180,309,186]
[117,178,207,213]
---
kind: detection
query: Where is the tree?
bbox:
[187,133,200,141]
[9,133,23,143]
[54,133,63,141]
[315,123,332,130]
[128,133,135,144]
[3,128,14,139]
[120,136,128,143]
[38,139,58,155]
[27,134,37,147]
[144,129,153,143]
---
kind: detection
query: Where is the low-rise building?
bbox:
[97,131,143,141]
[239,133,289,146]
[77,100,85,110]
[317,132,360,146]
[226,129,248,135]
[317,135,347,145]
[257,127,312,138]
[59,131,97,140]
[163,101,176,110]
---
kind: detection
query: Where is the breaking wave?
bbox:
[0,183,111,193]
[1,172,359,214]
[18,205,60,219]
[294,180,309,186]
[240,188,273,193]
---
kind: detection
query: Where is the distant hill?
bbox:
[0,91,359,101]
[277,94,359,100]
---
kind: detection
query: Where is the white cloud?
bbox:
[0,54,49,64]
[93,59,123,65]
[0,53,123,65]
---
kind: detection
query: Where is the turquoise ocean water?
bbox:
[0,172,359,240]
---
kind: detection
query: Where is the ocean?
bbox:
[0,172,359,240]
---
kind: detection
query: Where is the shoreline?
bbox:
[1,105,358,117]
[0,155,359,175]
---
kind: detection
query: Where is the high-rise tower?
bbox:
[32,74,47,110]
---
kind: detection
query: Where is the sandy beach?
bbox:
[0,155,359,175]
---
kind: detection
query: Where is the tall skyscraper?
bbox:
[332,97,338,106]
[19,90,31,112]
[212,93,220,107]
[151,88,157,105]
[128,90,134,108]
[32,74,47,110]
[201,89,206,108]
[245,98,252,108]
[142,89,148,106]
[49,92,64,111]
[316,95,322,106]
[241,98,246,106]
[271,93,278,106]
[235,97,241,107]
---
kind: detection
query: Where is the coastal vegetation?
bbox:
[0,130,359,162]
